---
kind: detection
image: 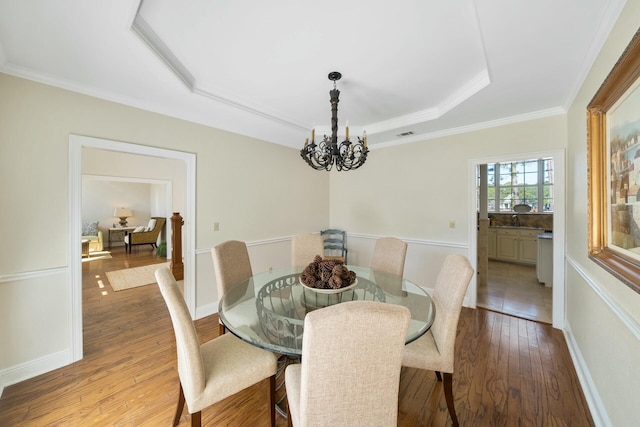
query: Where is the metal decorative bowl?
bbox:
[513,204,532,212]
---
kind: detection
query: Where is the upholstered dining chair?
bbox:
[291,233,324,267]
[401,254,474,427]
[285,301,410,427]
[370,237,408,276]
[211,240,253,335]
[155,267,277,427]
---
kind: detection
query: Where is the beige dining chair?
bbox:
[285,300,410,427]
[211,240,253,335]
[370,237,408,276]
[291,233,324,267]
[155,267,277,427]
[401,254,473,427]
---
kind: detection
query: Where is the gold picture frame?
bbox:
[588,27,640,294]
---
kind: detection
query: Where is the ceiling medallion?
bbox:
[300,72,369,171]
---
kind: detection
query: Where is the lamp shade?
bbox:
[114,207,132,218]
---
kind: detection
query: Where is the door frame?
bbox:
[69,134,196,362]
[468,148,566,329]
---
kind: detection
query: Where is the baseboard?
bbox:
[195,300,218,320]
[0,350,71,398]
[563,323,610,427]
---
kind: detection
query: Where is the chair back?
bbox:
[299,301,410,426]
[370,237,408,276]
[154,267,206,403]
[430,254,474,372]
[129,217,166,245]
[211,240,253,300]
[320,229,347,263]
[291,233,324,267]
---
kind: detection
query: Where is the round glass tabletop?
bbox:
[218,265,435,357]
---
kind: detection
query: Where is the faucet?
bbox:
[512,215,520,226]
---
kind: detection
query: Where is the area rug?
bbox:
[106,262,170,291]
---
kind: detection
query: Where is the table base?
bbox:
[275,354,300,417]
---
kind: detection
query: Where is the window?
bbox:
[479,158,554,212]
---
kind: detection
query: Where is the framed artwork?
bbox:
[588,27,640,294]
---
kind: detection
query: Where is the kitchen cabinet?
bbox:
[490,227,543,265]
[488,228,497,259]
[519,229,540,264]
[496,228,518,262]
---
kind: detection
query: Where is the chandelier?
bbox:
[300,72,369,171]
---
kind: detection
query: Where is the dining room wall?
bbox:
[0,71,328,392]
[563,1,640,425]
[326,1,640,423]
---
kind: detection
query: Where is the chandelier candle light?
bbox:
[300,72,369,171]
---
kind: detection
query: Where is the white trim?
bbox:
[347,232,469,249]
[563,323,611,427]
[0,267,67,283]
[0,350,71,398]
[194,233,469,257]
[69,134,197,364]
[469,148,566,329]
[365,70,491,134]
[131,14,196,89]
[566,256,640,341]
[372,108,566,150]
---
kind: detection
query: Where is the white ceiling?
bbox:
[0,0,627,149]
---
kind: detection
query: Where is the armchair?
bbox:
[81,221,103,252]
[124,217,166,254]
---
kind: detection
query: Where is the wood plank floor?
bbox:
[0,246,594,426]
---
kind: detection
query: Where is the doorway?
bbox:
[469,149,565,329]
[69,134,196,362]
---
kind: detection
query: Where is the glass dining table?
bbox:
[218,265,436,357]
[218,264,436,416]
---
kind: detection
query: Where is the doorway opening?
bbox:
[469,149,565,329]
[69,134,196,362]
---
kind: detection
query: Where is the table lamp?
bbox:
[114,207,132,227]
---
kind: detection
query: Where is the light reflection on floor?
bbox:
[478,261,552,323]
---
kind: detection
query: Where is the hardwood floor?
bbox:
[0,247,594,426]
[478,261,553,324]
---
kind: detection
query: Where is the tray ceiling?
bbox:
[0,0,627,148]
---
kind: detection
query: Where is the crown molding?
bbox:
[365,70,491,134]
[371,106,566,150]
[130,14,195,89]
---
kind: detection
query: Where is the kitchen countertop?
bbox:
[489,225,547,230]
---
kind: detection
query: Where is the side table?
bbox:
[108,226,136,248]
[81,239,90,258]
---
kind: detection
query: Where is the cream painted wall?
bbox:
[82,147,186,220]
[330,115,567,241]
[82,179,153,234]
[0,72,328,388]
[564,0,640,425]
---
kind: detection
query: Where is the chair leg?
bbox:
[435,370,442,382]
[173,383,186,426]
[269,375,276,427]
[218,322,226,335]
[442,372,459,427]
[190,411,201,427]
